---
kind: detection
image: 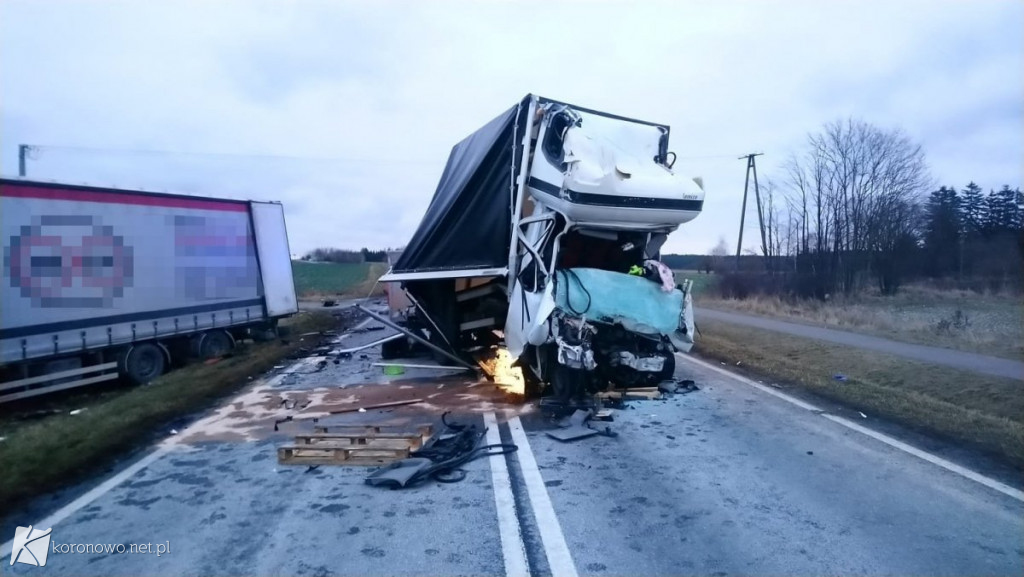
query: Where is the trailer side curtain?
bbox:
[391,97,529,274]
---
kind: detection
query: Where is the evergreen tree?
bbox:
[960,182,985,237]
[923,186,962,277]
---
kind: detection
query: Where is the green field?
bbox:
[674,270,720,297]
[291,261,387,298]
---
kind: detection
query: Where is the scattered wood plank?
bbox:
[598,389,662,400]
[278,445,409,467]
[324,398,423,415]
[312,424,434,437]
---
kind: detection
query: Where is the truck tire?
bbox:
[196,330,234,360]
[120,343,166,385]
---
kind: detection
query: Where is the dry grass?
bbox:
[342,262,388,298]
[0,311,338,510]
[700,283,1023,360]
[695,319,1024,467]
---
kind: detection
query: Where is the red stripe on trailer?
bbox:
[0,183,249,212]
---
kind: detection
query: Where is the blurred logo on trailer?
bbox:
[4,214,134,309]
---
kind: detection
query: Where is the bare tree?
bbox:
[783,118,931,297]
[709,237,730,272]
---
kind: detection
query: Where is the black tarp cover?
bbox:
[390,96,530,275]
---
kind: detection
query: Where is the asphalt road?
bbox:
[697,307,1024,381]
[3,315,1022,576]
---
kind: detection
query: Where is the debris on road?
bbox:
[365,413,517,488]
[69,408,86,415]
[547,409,600,442]
[273,398,425,430]
[334,333,404,359]
[833,373,848,382]
[278,424,435,467]
[372,362,469,371]
[598,388,663,401]
[382,365,405,376]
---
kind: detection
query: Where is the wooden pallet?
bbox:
[293,434,424,450]
[277,445,410,467]
[277,424,434,467]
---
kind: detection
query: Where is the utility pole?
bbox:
[18,144,30,177]
[735,152,764,270]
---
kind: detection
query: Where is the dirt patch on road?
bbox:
[177,376,527,445]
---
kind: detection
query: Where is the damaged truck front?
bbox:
[381,94,704,401]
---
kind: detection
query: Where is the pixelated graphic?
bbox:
[170,214,257,300]
[4,215,134,308]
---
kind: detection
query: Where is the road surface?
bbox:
[698,307,1024,381]
[3,314,1021,576]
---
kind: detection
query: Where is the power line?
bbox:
[21,144,442,165]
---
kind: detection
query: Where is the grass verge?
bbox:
[0,311,338,510]
[694,318,1024,468]
[698,284,1023,360]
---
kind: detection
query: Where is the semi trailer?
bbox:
[0,178,298,403]
[381,94,704,401]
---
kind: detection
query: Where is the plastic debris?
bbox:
[170,429,178,435]
[69,408,85,415]
[833,374,848,381]
[859,412,867,419]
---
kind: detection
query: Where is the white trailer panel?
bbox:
[250,201,298,318]
[0,180,294,366]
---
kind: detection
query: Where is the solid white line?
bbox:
[0,445,174,560]
[676,353,822,411]
[676,353,1024,503]
[507,416,578,577]
[822,414,1024,503]
[1,315,376,560]
[484,412,530,577]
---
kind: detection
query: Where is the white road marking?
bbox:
[1,315,376,560]
[484,412,530,577]
[0,444,174,560]
[676,353,1024,503]
[507,416,578,577]
[822,414,1024,502]
[677,353,822,411]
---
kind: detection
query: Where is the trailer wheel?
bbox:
[197,330,234,360]
[120,343,166,385]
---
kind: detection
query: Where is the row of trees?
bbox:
[301,247,389,263]
[923,183,1022,281]
[749,118,1022,297]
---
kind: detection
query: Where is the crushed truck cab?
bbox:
[381,94,704,401]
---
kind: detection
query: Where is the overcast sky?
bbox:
[2,0,1021,256]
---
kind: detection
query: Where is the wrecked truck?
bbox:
[380,94,704,402]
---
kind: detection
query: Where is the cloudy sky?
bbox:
[2,0,1021,256]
